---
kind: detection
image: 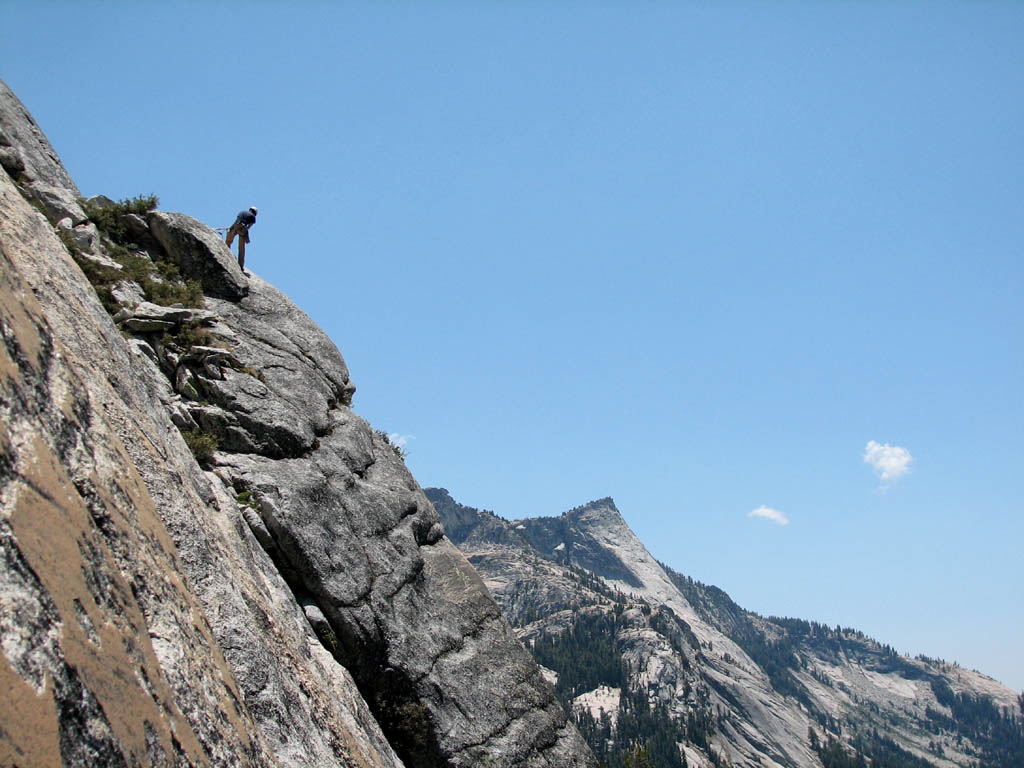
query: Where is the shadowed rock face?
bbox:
[515,500,644,589]
[0,77,595,768]
[205,282,595,767]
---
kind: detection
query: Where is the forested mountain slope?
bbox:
[427,488,1024,768]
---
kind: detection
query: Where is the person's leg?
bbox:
[226,224,237,247]
[238,237,246,270]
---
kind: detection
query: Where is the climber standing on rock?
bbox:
[226,206,257,272]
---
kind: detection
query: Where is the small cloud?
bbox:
[748,505,789,526]
[388,433,414,451]
[864,440,912,484]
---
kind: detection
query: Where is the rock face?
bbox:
[0,77,595,768]
[429,488,1024,768]
[147,210,250,299]
[0,153,278,768]
[0,80,79,191]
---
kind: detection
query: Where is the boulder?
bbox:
[56,221,120,269]
[146,211,248,300]
[70,221,100,252]
[202,272,597,766]
[111,280,146,306]
[125,337,158,364]
[120,211,159,249]
[85,193,116,209]
[23,180,87,225]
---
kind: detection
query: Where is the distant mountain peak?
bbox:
[566,496,618,513]
[514,496,621,525]
[433,487,1024,768]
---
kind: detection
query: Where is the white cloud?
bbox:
[864,440,912,484]
[748,505,789,526]
[388,433,414,451]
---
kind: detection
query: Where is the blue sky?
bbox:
[4,2,1021,692]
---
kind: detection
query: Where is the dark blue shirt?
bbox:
[235,209,257,228]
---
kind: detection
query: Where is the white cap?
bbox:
[249,206,258,215]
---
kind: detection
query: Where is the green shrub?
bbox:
[104,245,148,279]
[101,243,204,309]
[182,429,218,465]
[146,275,204,307]
[82,194,159,245]
[163,322,223,351]
[57,193,206,313]
[315,624,338,654]
[140,258,201,307]
[59,229,123,314]
[236,490,257,509]
[121,194,159,215]
[152,256,183,282]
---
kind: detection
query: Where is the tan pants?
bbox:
[226,224,249,270]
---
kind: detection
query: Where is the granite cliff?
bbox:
[0,79,595,768]
[428,488,1024,768]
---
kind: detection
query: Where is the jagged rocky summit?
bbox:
[0,78,596,768]
[427,488,1024,768]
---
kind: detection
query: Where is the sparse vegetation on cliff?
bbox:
[81,194,158,243]
[58,193,205,311]
[183,428,218,465]
[376,429,407,461]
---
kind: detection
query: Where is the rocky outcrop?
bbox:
[1,77,595,768]
[147,211,250,299]
[199,276,355,458]
[196,284,594,767]
[0,80,79,191]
